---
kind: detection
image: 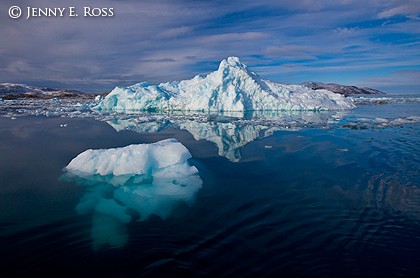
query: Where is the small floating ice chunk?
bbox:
[343,115,420,129]
[389,116,420,125]
[351,96,420,104]
[374,117,389,124]
[95,95,104,102]
[407,116,420,121]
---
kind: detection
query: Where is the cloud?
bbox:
[333,27,361,36]
[5,60,33,75]
[0,0,419,93]
[377,0,420,19]
[157,26,193,39]
[199,32,267,44]
[361,70,420,86]
[263,45,317,60]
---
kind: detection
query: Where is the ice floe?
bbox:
[351,96,420,105]
[62,139,202,249]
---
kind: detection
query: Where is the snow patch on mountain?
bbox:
[0,83,91,99]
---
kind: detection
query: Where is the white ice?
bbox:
[66,138,193,178]
[63,138,202,249]
[96,57,355,112]
[351,96,420,105]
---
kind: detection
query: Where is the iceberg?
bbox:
[62,138,202,249]
[96,57,355,112]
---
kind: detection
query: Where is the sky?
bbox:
[1,0,419,93]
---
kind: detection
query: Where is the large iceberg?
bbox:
[62,139,202,249]
[96,57,355,112]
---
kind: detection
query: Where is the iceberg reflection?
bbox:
[176,121,278,162]
[107,117,170,133]
[62,139,202,250]
[106,110,347,162]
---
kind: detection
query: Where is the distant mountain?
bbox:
[301,81,385,96]
[0,83,94,99]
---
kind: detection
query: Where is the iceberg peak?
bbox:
[216,56,256,80]
[218,56,246,70]
[96,57,356,112]
[227,56,241,64]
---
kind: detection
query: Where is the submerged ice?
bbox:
[62,139,202,249]
[96,57,355,112]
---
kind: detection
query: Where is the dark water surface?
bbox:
[0,102,420,277]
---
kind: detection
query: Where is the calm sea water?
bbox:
[0,98,419,277]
